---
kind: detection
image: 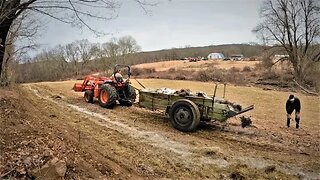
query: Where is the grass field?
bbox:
[132,79,320,133]
[40,78,319,134]
[132,60,259,71]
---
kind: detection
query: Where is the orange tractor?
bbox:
[73,65,136,108]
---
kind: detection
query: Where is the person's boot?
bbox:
[295,117,300,129]
[287,118,290,127]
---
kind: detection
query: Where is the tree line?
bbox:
[0,0,153,85]
[14,36,141,83]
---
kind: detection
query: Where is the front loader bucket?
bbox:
[73,83,83,92]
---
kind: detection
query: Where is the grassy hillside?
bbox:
[14,44,264,83]
[122,43,264,65]
[132,59,258,71]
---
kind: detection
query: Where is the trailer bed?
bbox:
[138,88,251,122]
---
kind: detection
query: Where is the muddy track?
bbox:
[19,83,320,179]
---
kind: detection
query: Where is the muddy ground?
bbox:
[0,80,319,179]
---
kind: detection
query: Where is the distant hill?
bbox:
[121,43,265,66]
[14,43,266,83]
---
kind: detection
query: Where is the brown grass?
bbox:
[131,59,303,92]
[131,79,320,134]
[132,60,259,71]
[132,66,251,86]
[40,79,319,135]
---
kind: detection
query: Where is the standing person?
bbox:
[286,94,301,128]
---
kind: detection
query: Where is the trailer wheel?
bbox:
[125,85,137,103]
[169,99,200,132]
[84,90,94,103]
[98,84,117,108]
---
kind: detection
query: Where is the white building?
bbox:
[207,53,225,59]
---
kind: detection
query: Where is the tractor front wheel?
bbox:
[169,99,200,132]
[98,84,117,108]
[84,90,94,103]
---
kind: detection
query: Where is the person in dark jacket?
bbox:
[286,94,301,128]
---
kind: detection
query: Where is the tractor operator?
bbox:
[111,69,124,82]
[286,94,301,128]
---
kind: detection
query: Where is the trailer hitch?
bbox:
[236,105,254,115]
[226,105,254,118]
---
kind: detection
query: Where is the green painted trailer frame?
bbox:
[138,87,254,131]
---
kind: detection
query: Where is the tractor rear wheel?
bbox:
[125,85,137,103]
[84,90,94,103]
[98,84,117,108]
[169,99,200,132]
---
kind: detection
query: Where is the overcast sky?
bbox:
[37,0,264,52]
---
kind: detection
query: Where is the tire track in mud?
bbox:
[26,84,319,179]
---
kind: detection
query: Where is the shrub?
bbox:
[229,67,241,73]
[145,68,156,74]
[242,66,252,72]
[195,70,212,82]
[261,55,273,68]
[131,67,141,76]
[175,75,186,80]
[168,68,176,73]
[131,67,156,76]
[262,70,279,80]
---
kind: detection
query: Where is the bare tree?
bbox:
[89,42,111,70]
[25,45,71,81]
[118,35,141,55]
[75,39,94,70]
[103,37,120,62]
[0,0,155,83]
[254,0,320,82]
[0,11,40,84]
[65,39,98,75]
[90,43,104,60]
[65,42,80,75]
[52,45,68,73]
[117,35,141,64]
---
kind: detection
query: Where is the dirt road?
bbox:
[1,80,319,179]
